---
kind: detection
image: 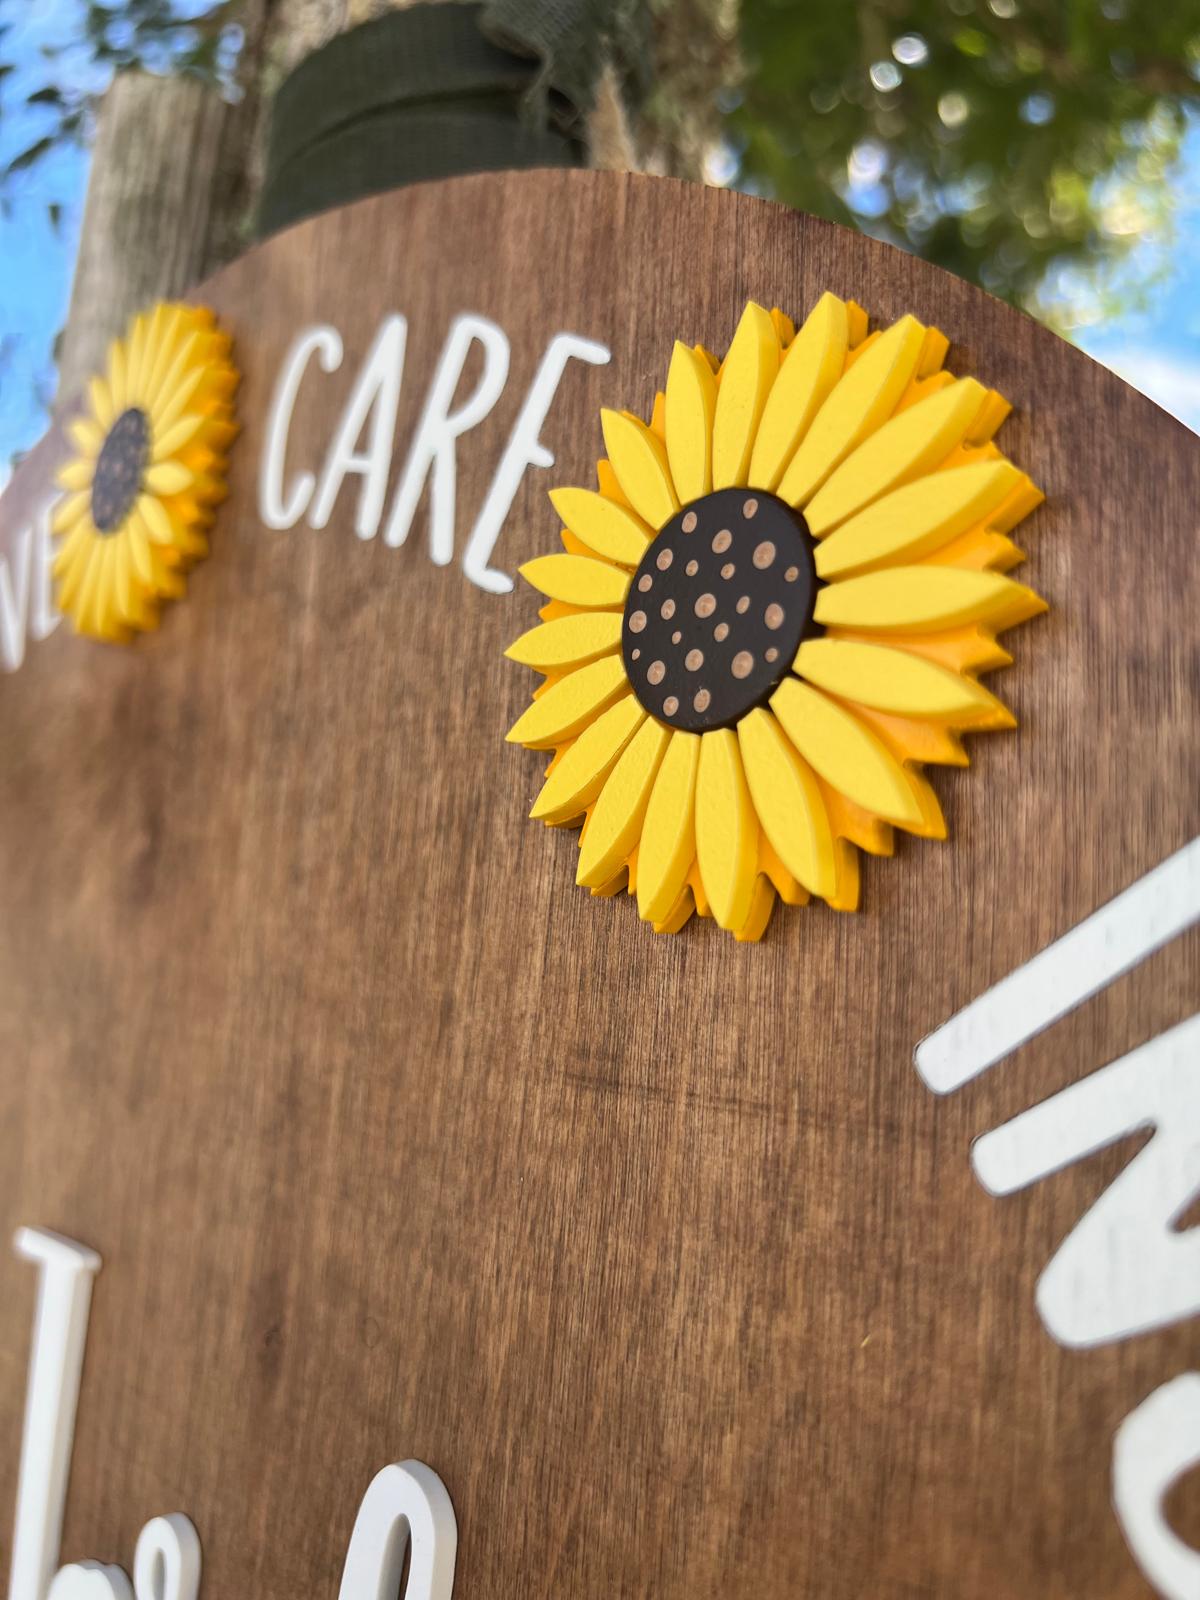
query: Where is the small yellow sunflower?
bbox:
[505,295,1046,941]
[53,302,239,641]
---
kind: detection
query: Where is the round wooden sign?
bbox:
[0,170,1196,1600]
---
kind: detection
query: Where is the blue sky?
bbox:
[2,3,1200,472]
[0,0,95,473]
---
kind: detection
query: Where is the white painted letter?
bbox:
[260,325,344,531]
[31,502,62,643]
[463,330,611,594]
[132,1514,201,1600]
[383,314,510,562]
[0,522,34,672]
[311,315,408,540]
[915,837,1200,1094]
[46,1563,132,1600]
[41,1517,200,1600]
[1113,1374,1200,1600]
[972,1012,1200,1347]
[10,1228,102,1600]
[338,1461,457,1600]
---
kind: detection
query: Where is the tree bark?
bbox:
[55,72,238,408]
[55,0,738,407]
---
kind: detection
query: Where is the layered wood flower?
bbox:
[505,296,1045,941]
[52,303,238,641]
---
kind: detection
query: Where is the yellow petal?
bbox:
[695,727,759,931]
[143,310,189,410]
[88,374,116,431]
[134,304,168,394]
[737,707,838,899]
[107,336,129,412]
[151,413,205,461]
[600,409,679,530]
[549,486,651,567]
[665,342,717,504]
[70,541,103,633]
[711,302,780,490]
[152,363,206,434]
[125,314,149,397]
[154,556,186,600]
[777,315,928,507]
[56,530,94,610]
[637,729,701,924]
[806,378,992,535]
[518,553,630,608]
[114,535,135,621]
[795,637,1010,726]
[815,461,1025,578]
[749,292,852,491]
[68,418,105,458]
[137,492,177,548]
[770,679,924,827]
[128,515,157,586]
[732,874,776,943]
[505,611,623,672]
[529,695,645,823]
[52,517,93,579]
[143,460,193,496]
[814,567,1046,634]
[506,655,630,749]
[576,716,672,884]
[89,539,116,636]
[52,490,91,536]
[57,457,94,492]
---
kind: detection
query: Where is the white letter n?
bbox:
[972,1013,1200,1348]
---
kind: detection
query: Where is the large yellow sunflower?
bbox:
[505,296,1045,942]
[52,302,238,641]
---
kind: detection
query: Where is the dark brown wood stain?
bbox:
[0,170,1197,1599]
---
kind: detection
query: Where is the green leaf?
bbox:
[5,136,54,177]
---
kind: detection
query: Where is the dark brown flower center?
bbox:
[621,488,819,732]
[91,407,150,534]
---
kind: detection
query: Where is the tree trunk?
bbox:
[55,0,738,408]
[55,72,238,407]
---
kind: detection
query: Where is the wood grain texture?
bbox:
[1,169,1198,1598]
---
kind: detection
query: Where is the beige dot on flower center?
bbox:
[765,603,784,630]
[784,565,799,583]
[753,540,776,569]
[671,630,682,644]
[681,511,697,533]
[720,562,735,579]
[695,592,716,618]
[663,695,680,716]
[714,621,729,642]
[661,598,676,620]
[685,648,704,671]
[693,688,711,714]
[712,528,732,554]
[647,660,666,686]
[743,497,759,518]
[629,610,647,633]
[685,558,698,576]
[731,651,754,679]
[656,547,673,571]
[736,596,750,615]
[638,574,653,592]
[765,647,779,663]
